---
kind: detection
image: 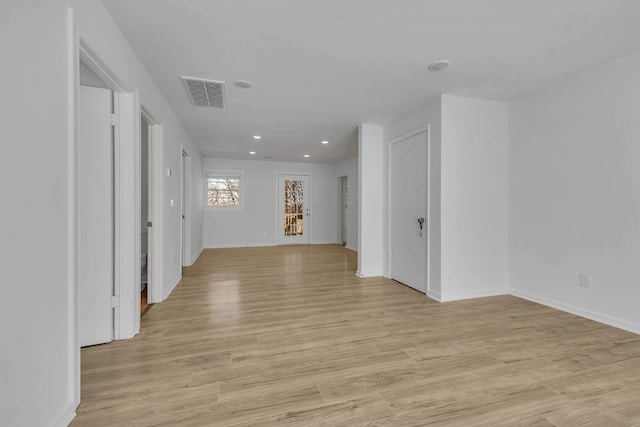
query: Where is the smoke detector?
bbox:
[428,60,451,72]
[181,76,226,108]
[234,80,252,89]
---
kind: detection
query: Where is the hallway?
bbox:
[72,245,640,426]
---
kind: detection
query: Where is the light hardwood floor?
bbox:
[72,245,640,426]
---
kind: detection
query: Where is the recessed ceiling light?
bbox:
[428,60,451,72]
[234,80,252,89]
[249,151,256,155]
[253,135,261,140]
[321,140,329,144]
[304,154,310,158]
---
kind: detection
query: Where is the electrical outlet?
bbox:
[579,273,591,288]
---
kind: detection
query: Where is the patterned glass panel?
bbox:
[284,180,304,236]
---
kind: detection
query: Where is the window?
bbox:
[206,170,243,209]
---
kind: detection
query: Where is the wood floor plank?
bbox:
[71,245,640,426]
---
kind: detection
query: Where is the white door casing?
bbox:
[78,85,114,347]
[278,174,311,245]
[181,149,190,266]
[342,176,348,245]
[389,130,428,293]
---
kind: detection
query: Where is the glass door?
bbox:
[278,174,310,245]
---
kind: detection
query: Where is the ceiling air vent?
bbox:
[181,76,226,109]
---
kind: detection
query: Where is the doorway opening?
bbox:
[72,19,142,409]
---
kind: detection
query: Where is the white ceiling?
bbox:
[102,0,640,164]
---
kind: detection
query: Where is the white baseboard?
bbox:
[356,270,384,278]
[164,274,182,300]
[204,242,352,249]
[53,401,76,427]
[509,288,640,335]
[427,289,442,301]
[345,245,357,252]
[188,247,203,266]
[204,242,275,249]
[440,288,507,302]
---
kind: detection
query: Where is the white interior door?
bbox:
[278,174,310,245]
[390,131,427,292]
[78,85,114,346]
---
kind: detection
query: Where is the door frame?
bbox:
[276,173,312,245]
[77,32,139,341]
[339,176,348,245]
[68,10,141,407]
[141,107,164,304]
[386,125,430,293]
[180,147,191,267]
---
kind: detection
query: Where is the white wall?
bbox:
[0,3,74,425]
[334,155,358,251]
[509,50,640,333]
[0,1,203,424]
[358,124,385,276]
[203,158,339,248]
[440,95,509,301]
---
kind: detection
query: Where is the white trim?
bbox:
[66,6,80,412]
[345,245,357,252]
[78,40,124,93]
[387,126,429,146]
[112,91,122,340]
[132,91,142,335]
[440,288,507,302]
[509,289,640,335]
[149,123,164,303]
[425,124,433,297]
[202,242,347,250]
[52,401,76,427]
[426,289,442,301]
[189,247,204,265]
[205,242,275,249]
[181,148,192,266]
[164,274,182,300]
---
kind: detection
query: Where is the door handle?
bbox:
[417,217,425,230]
